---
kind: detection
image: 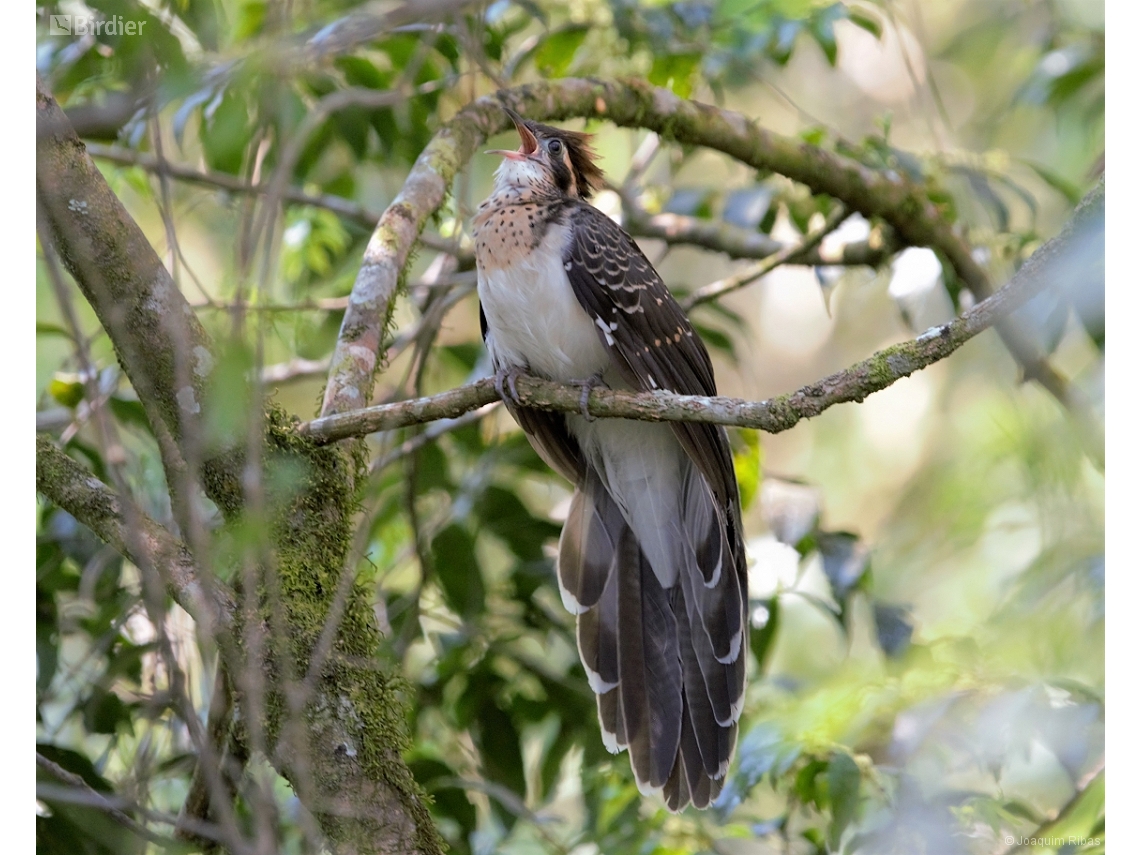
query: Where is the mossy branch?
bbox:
[37,78,444,854]
[87,142,893,270]
[300,187,1083,444]
[323,78,1099,454]
[36,77,245,516]
[35,435,235,630]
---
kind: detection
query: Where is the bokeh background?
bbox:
[37,1,1104,853]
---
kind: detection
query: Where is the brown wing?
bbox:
[563,204,748,809]
[561,202,743,532]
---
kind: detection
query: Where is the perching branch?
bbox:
[299,199,1065,444]
[321,78,1097,452]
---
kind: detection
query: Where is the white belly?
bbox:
[477,224,610,382]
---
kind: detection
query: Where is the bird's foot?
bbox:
[494,365,525,407]
[574,372,608,421]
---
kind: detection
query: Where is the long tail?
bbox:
[558,454,747,810]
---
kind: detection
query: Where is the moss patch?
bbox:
[227,407,443,854]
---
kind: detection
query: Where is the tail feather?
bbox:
[664,746,690,812]
[616,527,683,790]
[558,470,621,613]
[576,542,619,692]
[682,468,745,664]
[556,440,747,811]
[597,686,627,754]
[676,600,736,778]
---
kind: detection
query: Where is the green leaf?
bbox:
[108,397,151,434]
[848,9,882,38]
[827,750,861,850]
[49,377,84,409]
[649,52,701,98]
[794,758,827,807]
[431,525,485,618]
[733,430,763,512]
[335,56,390,90]
[332,107,372,159]
[809,4,844,66]
[477,701,526,828]
[83,687,133,735]
[1023,160,1083,206]
[199,88,251,175]
[477,485,560,561]
[534,25,590,77]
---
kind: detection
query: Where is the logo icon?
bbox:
[49,14,72,35]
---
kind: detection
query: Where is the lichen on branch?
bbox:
[321,78,1094,445]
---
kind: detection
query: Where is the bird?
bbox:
[473,105,748,811]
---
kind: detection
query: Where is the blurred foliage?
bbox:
[37,0,1103,853]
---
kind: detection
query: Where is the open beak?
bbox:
[486,105,539,161]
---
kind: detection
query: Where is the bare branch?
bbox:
[682,203,850,310]
[36,79,211,455]
[299,213,1056,445]
[37,754,245,852]
[85,143,464,260]
[321,78,1097,452]
[623,199,896,267]
[291,1,481,64]
[34,435,234,631]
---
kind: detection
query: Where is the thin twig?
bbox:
[623,198,895,267]
[298,225,1051,445]
[1001,758,1104,854]
[36,753,189,849]
[86,142,463,258]
[682,203,850,310]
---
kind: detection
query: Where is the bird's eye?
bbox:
[547,139,563,156]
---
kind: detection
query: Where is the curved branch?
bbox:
[36,78,247,520]
[35,435,234,630]
[624,204,895,267]
[36,79,212,458]
[88,142,894,273]
[300,218,1052,444]
[321,78,1096,445]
